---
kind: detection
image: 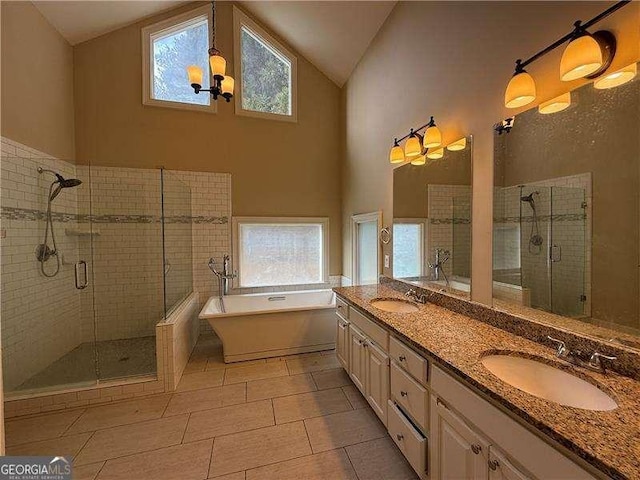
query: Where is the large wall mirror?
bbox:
[392,136,472,297]
[493,63,639,348]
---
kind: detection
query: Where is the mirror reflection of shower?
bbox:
[520,189,543,254]
[36,167,83,277]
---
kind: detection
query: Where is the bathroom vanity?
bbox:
[334,284,640,480]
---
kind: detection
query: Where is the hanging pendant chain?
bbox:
[209,0,218,54]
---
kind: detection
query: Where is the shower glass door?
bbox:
[550,186,586,317]
[88,167,163,382]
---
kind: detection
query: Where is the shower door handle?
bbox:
[75,261,88,289]
[550,245,562,263]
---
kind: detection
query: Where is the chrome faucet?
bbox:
[208,254,237,298]
[547,336,617,374]
[405,288,428,304]
[428,248,450,287]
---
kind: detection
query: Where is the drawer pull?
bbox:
[400,391,408,397]
[398,355,406,362]
[471,444,482,455]
[436,397,448,409]
[396,433,404,441]
[489,460,499,471]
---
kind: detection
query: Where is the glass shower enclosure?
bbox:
[0,157,192,396]
[494,183,586,317]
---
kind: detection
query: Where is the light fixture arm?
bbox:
[395,117,438,144]
[513,0,629,73]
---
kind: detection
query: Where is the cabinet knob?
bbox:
[399,355,406,362]
[400,391,408,397]
[396,433,404,441]
[471,444,482,455]
[489,460,499,471]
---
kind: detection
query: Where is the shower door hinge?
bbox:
[579,295,587,302]
[581,201,588,209]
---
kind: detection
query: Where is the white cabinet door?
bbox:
[348,325,367,394]
[489,447,532,480]
[336,315,349,369]
[365,340,389,425]
[431,396,490,480]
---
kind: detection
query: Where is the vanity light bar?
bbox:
[504,0,631,109]
[390,120,470,165]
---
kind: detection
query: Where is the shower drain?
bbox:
[119,356,130,362]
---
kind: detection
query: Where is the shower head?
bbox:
[520,191,539,203]
[38,167,82,201]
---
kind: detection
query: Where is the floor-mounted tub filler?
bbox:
[199,289,336,362]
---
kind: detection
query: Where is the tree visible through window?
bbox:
[240,26,292,116]
[152,18,210,106]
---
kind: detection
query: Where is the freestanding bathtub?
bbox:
[199,289,336,362]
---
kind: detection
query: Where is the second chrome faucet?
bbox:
[547,336,617,374]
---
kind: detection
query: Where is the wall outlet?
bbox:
[384,254,390,269]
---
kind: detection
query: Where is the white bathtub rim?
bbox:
[199,289,336,319]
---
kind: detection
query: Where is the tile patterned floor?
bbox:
[5,335,418,480]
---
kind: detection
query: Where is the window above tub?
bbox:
[233,7,298,122]
[232,217,329,288]
[142,6,216,113]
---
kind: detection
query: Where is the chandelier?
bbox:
[186,1,234,102]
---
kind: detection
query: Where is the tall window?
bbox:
[142,6,215,112]
[233,7,297,122]
[233,218,329,288]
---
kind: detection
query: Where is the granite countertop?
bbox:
[334,285,640,480]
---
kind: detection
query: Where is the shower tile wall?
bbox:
[493,187,522,285]
[1,137,82,390]
[427,185,472,280]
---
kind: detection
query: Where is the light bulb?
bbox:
[423,122,442,149]
[560,34,603,81]
[594,63,637,89]
[426,148,444,160]
[446,138,467,151]
[538,92,571,114]
[210,55,226,78]
[389,142,405,164]
[187,65,203,87]
[404,135,423,158]
[505,71,536,108]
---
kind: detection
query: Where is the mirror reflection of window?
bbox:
[393,222,425,278]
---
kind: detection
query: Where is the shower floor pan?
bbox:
[14,336,156,393]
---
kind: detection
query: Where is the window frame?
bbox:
[392,218,428,278]
[232,216,329,289]
[351,212,382,286]
[141,5,217,113]
[232,6,298,123]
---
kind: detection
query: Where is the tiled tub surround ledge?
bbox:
[333,284,640,480]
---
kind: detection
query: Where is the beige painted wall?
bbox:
[342,1,640,303]
[73,2,342,274]
[1,1,75,160]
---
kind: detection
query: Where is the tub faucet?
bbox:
[428,248,450,287]
[208,254,236,297]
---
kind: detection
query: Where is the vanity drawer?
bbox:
[391,362,429,432]
[390,336,428,385]
[336,297,350,319]
[388,400,427,478]
[349,307,388,351]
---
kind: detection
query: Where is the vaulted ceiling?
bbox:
[33,1,395,87]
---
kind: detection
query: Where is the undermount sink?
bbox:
[370,299,419,313]
[481,354,618,411]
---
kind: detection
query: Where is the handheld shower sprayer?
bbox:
[36,167,83,277]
